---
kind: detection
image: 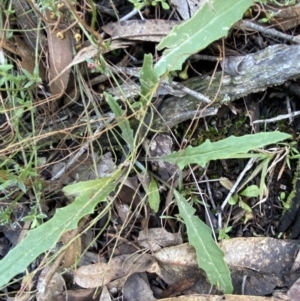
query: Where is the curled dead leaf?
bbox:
[102,20,181,42]
[47,28,73,99]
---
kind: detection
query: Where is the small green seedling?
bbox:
[279,191,290,210]
[128,0,170,10]
[150,0,170,9]
[22,207,47,229]
[228,184,261,213]
[258,11,277,23]
[0,208,12,226]
[218,226,232,240]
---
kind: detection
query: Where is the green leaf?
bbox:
[105,92,134,151]
[0,174,120,289]
[140,53,159,100]
[0,64,13,72]
[161,132,291,169]
[240,185,260,197]
[174,190,233,293]
[228,194,238,205]
[148,176,160,213]
[161,2,169,10]
[154,0,253,77]
[239,200,252,213]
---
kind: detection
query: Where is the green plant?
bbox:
[174,190,233,293]
[258,10,277,23]
[128,0,170,10]
[0,0,292,294]
[128,0,144,10]
[160,132,290,293]
[21,206,47,229]
[0,173,122,287]
[0,208,12,226]
[228,184,260,213]
[279,191,290,210]
[149,0,170,9]
[218,226,232,240]
[153,0,254,77]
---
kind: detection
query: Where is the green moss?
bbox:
[189,113,251,146]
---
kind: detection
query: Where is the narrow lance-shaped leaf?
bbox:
[174,190,233,293]
[0,173,121,289]
[140,53,159,101]
[148,176,160,213]
[105,92,134,151]
[161,132,291,169]
[154,0,253,77]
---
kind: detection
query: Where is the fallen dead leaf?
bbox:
[50,40,132,88]
[55,288,95,301]
[291,248,300,273]
[50,152,116,184]
[15,36,46,79]
[102,20,181,42]
[138,228,183,252]
[74,253,157,288]
[1,37,46,80]
[36,266,64,301]
[106,275,128,293]
[61,229,82,268]
[99,286,112,301]
[116,176,142,206]
[154,243,197,268]
[11,0,43,49]
[123,273,156,301]
[288,277,300,301]
[154,244,214,296]
[219,177,234,190]
[220,237,299,274]
[44,5,73,103]
[146,134,179,182]
[261,3,300,31]
[47,27,73,99]
[161,278,196,298]
[154,240,300,296]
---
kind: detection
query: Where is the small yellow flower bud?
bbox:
[56,32,65,39]
[50,12,56,19]
[74,33,81,42]
[57,2,65,9]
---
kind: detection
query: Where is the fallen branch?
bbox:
[154,44,300,130]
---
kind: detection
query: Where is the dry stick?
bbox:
[239,20,300,44]
[109,65,212,103]
[217,157,257,229]
[119,9,140,21]
[189,167,218,242]
[170,81,211,104]
[253,110,300,124]
[286,95,293,123]
[50,113,115,181]
[204,174,217,210]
